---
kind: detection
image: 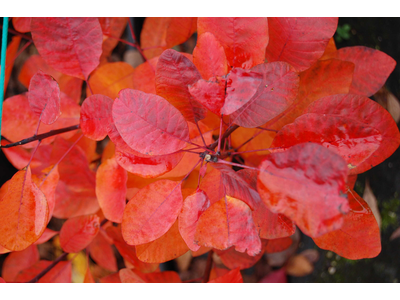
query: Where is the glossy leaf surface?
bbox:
[178,190,211,251]
[28,70,61,124]
[265,17,338,71]
[59,214,100,253]
[155,49,206,123]
[122,180,183,245]
[307,94,400,174]
[96,156,127,223]
[257,143,349,238]
[80,94,114,141]
[198,17,269,70]
[313,188,381,259]
[0,168,48,251]
[112,89,189,155]
[195,196,262,256]
[31,17,103,79]
[336,46,396,97]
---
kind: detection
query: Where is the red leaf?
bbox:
[141,17,197,59]
[1,245,39,282]
[265,17,338,71]
[0,168,48,251]
[132,56,159,94]
[135,219,190,263]
[272,113,382,174]
[258,268,287,283]
[195,196,262,256]
[120,268,182,283]
[208,268,243,283]
[112,89,190,155]
[84,266,95,283]
[257,143,349,238]
[198,17,269,70]
[0,277,5,283]
[98,17,129,62]
[313,188,381,259]
[178,189,211,251]
[121,180,183,245]
[28,70,61,125]
[216,244,266,270]
[307,94,400,174]
[2,36,21,94]
[100,272,121,283]
[265,237,293,253]
[336,46,396,97]
[88,231,118,272]
[96,156,127,223]
[193,32,228,79]
[80,94,114,141]
[12,17,31,33]
[188,76,227,116]
[59,214,100,253]
[34,228,58,245]
[86,62,135,99]
[14,260,71,283]
[31,17,103,79]
[105,226,159,273]
[155,49,206,123]
[229,62,299,128]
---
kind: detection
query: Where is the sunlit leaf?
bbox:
[0,168,48,251]
[195,196,262,256]
[113,89,190,155]
[265,17,338,71]
[28,70,61,125]
[96,156,127,223]
[31,17,103,79]
[155,49,206,123]
[313,188,381,259]
[59,214,100,253]
[198,17,269,70]
[257,143,349,238]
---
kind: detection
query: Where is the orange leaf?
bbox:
[132,56,158,94]
[12,17,31,33]
[195,196,262,256]
[100,272,121,283]
[14,260,71,283]
[96,156,127,223]
[1,245,39,282]
[88,231,118,272]
[122,180,183,245]
[59,214,100,253]
[34,228,58,245]
[98,17,129,63]
[2,36,21,94]
[120,268,182,283]
[136,219,189,263]
[313,188,381,259]
[208,268,243,283]
[265,237,293,253]
[0,168,48,251]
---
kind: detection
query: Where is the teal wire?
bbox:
[0,17,9,144]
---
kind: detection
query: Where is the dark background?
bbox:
[1,17,400,283]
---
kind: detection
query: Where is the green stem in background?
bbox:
[0,17,9,145]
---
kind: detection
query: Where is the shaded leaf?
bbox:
[286,254,314,277]
[307,94,400,174]
[59,214,100,253]
[14,260,71,283]
[132,56,159,94]
[363,179,381,228]
[374,86,400,123]
[12,17,31,32]
[208,268,243,283]
[2,36,21,94]
[155,49,206,123]
[96,156,127,223]
[112,89,189,155]
[0,168,48,251]
[80,94,114,141]
[136,219,190,263]
[120,268,182,283]
[230,62,299,128]
[83,266,95,283]
[1,245,39,282]
[28,70,61,124]
[265,237,293,253]
[215,243,266,270]
[122,180,183,245]
[195,196,262,256]
[141,17,197,59]
[178,189,211,251]
[100,272,121,283]
[258,268,287,283]
[86,62,135,99]
[98,17,129,62]
[31,17,103,79]
[34,228,58,245]
[266,17,338,71]
[198,17,269,70]
[88,231,118,272]
[257,143,349,238]
[390,227,400,241]
[336,46,396,97]
[193,32,228,79]
[313,188,381,259]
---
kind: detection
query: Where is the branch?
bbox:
[0,124,80,148]
[208,124,239,151]
[27,252,69,283]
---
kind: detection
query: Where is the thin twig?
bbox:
[0,124,80,148]
[127,18,148,63]
[0,25,32,41]
[27,252,69,283]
